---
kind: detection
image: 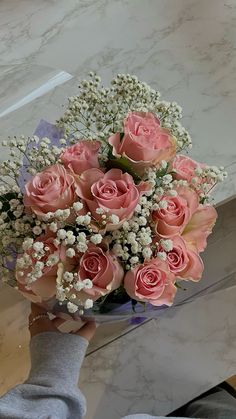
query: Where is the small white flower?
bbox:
[112,243,123,257]
[73,201,83,212]
[48,254,59,265]
[16,257,26,269]
[49,222,58,233]
[77,232,87,242]
[1,212,8,220]
[155,187,164,197]
[76,215,85,224]
[96,207,104,215]
[59,138,67,145]
[122,221,130,231]
[66,248,76,258]
[33,242,44,252]
[195,166,203,176]
[63,271,74,282]
[138,216,147,226]
[158,200,168,209]
[109,214,120,224]
[76,242,88,253]
[140,196,147,205]
[67,301,78,313]
[74,281,85,291]
[57,229,67,240]
[84,299,93,309]
[10,199,19,208]
[142,247,152,260]
[138,233,152,246]
[131,243,139,254]
[90,234,102,244]
[167,189,177,197]
[63,209,70,219]
[127,232,137,244]
[135,204,142,213]
[83,279,93,289]
[130,256,139,265]
[83,214,91,225]
[160,239,173,252]
[160,160,168,169]
[65,235,76,245]
[157,251,167,261]
[22,238,34,251]
[162,174,172,184]
[55,209,64,218]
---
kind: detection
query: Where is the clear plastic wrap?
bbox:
[0,73,230,324]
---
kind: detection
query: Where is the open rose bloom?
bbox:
[0,74,227,322]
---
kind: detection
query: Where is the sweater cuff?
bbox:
[27,332,88,386]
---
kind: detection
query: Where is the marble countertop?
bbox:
[0,0,236,205]
[80,283,236,419]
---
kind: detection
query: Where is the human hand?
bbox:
[29,303,96,342]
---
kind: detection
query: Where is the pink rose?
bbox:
[152,187,199,237]
[160,236,203,282]
[16,235,65,302]
[172,155,203,183]
[76,245,123,301]
[24,164,76,217]
[109,112,176,174]
[76,168,150,230]
[124,258,176,306]
[60,140,100,175]
[182,204,217,252]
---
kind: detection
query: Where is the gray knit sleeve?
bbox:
[0,331,88,419]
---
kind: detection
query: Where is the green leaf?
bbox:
[105,156,141,181]
[93,286,131,314]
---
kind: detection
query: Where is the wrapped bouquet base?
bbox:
[0,74,227,321]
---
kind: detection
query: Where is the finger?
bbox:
[73,321,97,342]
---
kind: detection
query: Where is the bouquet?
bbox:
[0,73,227,319]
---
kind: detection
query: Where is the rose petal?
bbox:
[182,205,217,252]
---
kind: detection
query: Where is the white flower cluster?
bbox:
[1,135,62,181]
[58,73,191,154]
[55,263,94,314]
[185,164,227,201]
[110,165,177,268]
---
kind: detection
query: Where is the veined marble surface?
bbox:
[0,0,236,204]
[80,283,236,419]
